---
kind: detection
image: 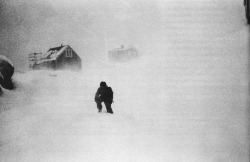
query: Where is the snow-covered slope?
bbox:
[0,43,249,162]
[0,0,249,161]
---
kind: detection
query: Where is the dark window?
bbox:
[66,49,73,57]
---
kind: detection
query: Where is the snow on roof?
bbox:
[41,45,68,61]
[48,45,65,51]
[36,59,53,64]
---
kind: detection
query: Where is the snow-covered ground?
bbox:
[0,0,249,161]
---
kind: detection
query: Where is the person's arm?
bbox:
[95,88,101,102]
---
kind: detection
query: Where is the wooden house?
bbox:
[108,45,138,61]
[31,45,82,70]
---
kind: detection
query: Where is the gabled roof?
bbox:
[48,46,65,51]
[41,45,69,61]
[35,45,70,64]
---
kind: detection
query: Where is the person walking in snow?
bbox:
[95,81,114,114]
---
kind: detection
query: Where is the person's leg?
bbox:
[96,101,102,112]
[104,101,113,114]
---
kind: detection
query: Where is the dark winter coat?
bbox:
[95,86,113,103]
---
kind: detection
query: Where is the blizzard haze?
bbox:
[0,0,249,162]
[0,0,245,70]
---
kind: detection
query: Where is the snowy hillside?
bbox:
[1,41,249,161]
[0,0,249,161]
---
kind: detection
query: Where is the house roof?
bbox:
[109,47,124,52]
[48,45,65,51]
[35,44,81,65]
[109,46,137,52]
[41,45,69,62]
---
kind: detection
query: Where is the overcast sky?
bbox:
[0,0,159,70]
[0,0,244,70]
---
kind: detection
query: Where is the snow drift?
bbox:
[0,0,249,161]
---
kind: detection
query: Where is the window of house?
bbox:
[66,49,73,57]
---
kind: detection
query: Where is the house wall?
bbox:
[56,47,81,70]
[37,61,56,70]
[109,48,138,61]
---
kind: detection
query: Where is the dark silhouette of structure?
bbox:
[29,45,82,70]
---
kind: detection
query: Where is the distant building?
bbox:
[108,45,138,61]
[29,45,82,70]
